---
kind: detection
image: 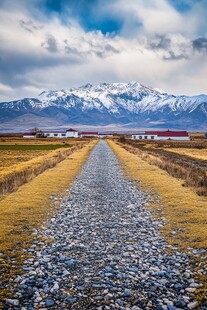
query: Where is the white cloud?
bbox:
[0,0,207,101]
[98,0,201,37]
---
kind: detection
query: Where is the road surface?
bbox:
[6,141,201,309]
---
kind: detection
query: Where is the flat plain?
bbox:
[109,138,207,305]
[0,136,207,307]
[0,137,96,303]
[2,140,206,309]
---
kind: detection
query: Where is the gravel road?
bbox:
[5,141,205,309]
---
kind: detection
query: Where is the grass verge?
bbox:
[0,140,96,303]
[108,140,207,305]
[164,148,207,161]
[0,142,87,198]
[117,139,207,196]
[0,144,73,150]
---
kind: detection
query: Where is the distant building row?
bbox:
[132,130,189,140]
[23,128,190,140]
[23,128,112,138]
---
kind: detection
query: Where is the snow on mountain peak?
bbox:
[1,81,206,131]
[34,82,207,115]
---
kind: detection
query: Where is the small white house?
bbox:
[80,131,99,138]
[65,128,79,138]
[43,128,79,138]
[99,132,114,138]
[23,128,79,138]
[44,131,67,138]
[132,130,189,141]
[132,133,157,140]
[23,133,36,138]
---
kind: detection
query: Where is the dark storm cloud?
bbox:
[41,35,58,53]
[20,19,43,32]
[64,40,84,57]
[150,35,171,50]
[163,51,188,61]
[0,47,82,88]
[149,34,189,61]
[95,44,120,58]
[192,37,207,51]
[149,34,207,61]
[64,39,120,59]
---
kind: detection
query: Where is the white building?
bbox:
[23,133,36,138]
[43,128,79,138]
[23,128,79,138]
[65,128,79,138]
[99,132,114,138]
[44,131,67,138]
[80,131,99,138]
[132,130,189,141]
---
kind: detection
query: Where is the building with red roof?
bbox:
[23,128,79,138]
[80,131,99,138]
[23,132,36,138]
[132,130,189,140]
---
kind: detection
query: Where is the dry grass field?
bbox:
[109,140,207,248]
[0,138,90,198]
[0,137,88,171]
[0,140,96,302]
[0,136,85,145]
[0,150,49,171]
[131,139,207,150]
[118,138,207,196]
[108,140,207,304]
[162,148,207,161]
[189,132,207,140]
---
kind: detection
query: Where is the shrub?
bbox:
[118,136,126,143]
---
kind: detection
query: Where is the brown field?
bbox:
[0,137,90,198]
[0,136,86,145]
[108,140,207,304]
[0,150,49,171]
[108,139,207,248]
[117,138,207,196]
[129,139,207,150]
[189,132,207,140]
[164,148,207,161]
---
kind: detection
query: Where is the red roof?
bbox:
[80,131,99,135]
[66,128,78,132]
[23,133,36,136]
[145,130,189,137]
[43,131,66,133]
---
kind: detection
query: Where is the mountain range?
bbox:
[0,82,206,131]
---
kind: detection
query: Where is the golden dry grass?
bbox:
[108,140,207,304]
[127,138,207,149]
[117,139,207,196]
[0,150,49,171]
[189,132,206,140]
[0,140,96,301]
[108,140,207,249]
[0,137,86,145]
[165,148,207,161]
[0,141,89,198]
[0,138,87,175]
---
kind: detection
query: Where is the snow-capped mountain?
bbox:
[0,82,206,130]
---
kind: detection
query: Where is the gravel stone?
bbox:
[187,301,199,309]
[4,141,206,309]
[45,298,55,307]
[6,299,19,306]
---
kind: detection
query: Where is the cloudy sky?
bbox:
[0,0,207,101]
